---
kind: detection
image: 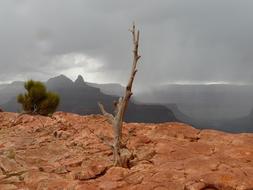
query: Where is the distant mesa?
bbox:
[46,74,86,88]
[46,74,73,89]
[74,75,86,86]
[0,107,3,112]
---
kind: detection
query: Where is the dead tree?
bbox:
[98,23,141,167]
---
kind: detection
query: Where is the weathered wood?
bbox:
[98,23,141,167]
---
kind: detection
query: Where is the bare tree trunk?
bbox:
[98,23,141,167]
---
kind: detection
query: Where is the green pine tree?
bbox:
[17,80,60,116]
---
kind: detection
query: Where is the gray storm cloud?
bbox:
[0,0,253,86]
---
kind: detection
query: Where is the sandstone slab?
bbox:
[0,112,252,189]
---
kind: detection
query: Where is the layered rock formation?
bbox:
[0,112,252,190]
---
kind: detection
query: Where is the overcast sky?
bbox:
[1,0,253,88]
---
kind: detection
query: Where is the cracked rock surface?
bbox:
[0,112,253,190]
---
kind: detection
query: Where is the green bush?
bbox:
[17,80,60,116]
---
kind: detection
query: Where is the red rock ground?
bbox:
[0,112,253,190]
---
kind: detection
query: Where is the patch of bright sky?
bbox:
[50,53,110,83]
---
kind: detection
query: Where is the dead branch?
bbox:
[98,102,114,124]
[98,23,141,167]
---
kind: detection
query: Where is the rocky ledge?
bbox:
[0,112,252,190]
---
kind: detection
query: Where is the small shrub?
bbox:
[17,80,60,116]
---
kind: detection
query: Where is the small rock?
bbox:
[53,130,71,140]
[75,183,98,190]
[0,156,22,173]
[74,164,107,180]
[0,184,18,190]
[1,175,21,183]
[53,165,69,174]
[5,148,16,159]
[103,167,129,181]
[184,181,206,190]
[98,181,126,190]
